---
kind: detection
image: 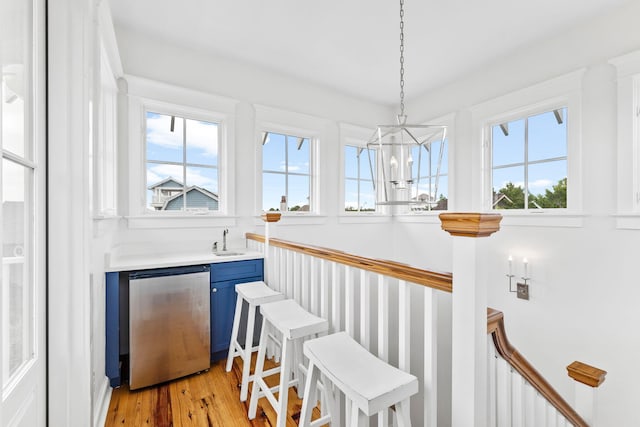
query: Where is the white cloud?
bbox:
[146,114,218,158]
[147,163,217,190]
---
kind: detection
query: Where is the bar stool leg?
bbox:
[395,399,412,427]
[248,321,269,420]
[275,337,293,427]
[239,303,256,401]
[294,338,305,399]
[349,402,367,427]
[225,295,244,372]
[299,361,319,427]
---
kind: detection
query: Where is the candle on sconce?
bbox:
[508,255,513,276]
[407,153,413,181]
[390,155,398,182]
[523,257,528,278]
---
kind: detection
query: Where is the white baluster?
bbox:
[524,382,535,427]
[398,280,410,373]
[292,251,300,303]
[310,257,318,315]
[331,262,340,333]
[377,274,389,427]
[534,392,546,426]
[299,254,311,311]
[320,259,328,320]
[345,266,354,337]
[424,286,438,427]
[496,358,510,427]
[359,270,370,351]
[487,339,497,427]
[511,372,524,427]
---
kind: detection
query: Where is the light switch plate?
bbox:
[517,282,529,300]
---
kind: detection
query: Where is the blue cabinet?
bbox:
[210,259,263,360]
[105,258,263,387]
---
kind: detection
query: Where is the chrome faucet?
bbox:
[222,229,229,251]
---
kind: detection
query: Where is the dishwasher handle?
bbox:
[129,264,210,280]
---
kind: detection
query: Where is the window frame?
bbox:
[473,71,583,219]
[339,123,380,215]
[610,50,640,228]
[144,110,221,213]
[126,76,237,228]
[255,105,322,218]
[488,106,568,211]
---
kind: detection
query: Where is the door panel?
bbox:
[1,0,46,425]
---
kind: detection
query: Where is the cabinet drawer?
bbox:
[210,259,264,283]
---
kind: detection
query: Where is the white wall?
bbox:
[396,1,640,425]
[95,2,640,425]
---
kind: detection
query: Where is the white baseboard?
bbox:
[93,376,112,427]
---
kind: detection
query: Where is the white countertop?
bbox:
[106,250,264,272]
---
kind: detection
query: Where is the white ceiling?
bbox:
[108,0,630,107]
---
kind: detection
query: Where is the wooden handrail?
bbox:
[487,308,589,427]
[246,232,453,293]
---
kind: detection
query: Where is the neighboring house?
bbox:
[148,177,219,211]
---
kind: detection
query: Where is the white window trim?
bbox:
[125,75,237,229]
[610,50,640,229]
[255,105,324,219]
[472,70,584,226]
[393,113,455,220]
[339,123,385,219]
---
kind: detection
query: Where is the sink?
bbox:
[213,251,244,257]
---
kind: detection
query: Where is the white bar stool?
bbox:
[248,299,329,427]
[299,331,419,427]
[225,280,285,402]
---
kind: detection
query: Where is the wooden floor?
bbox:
[105,355,321,427]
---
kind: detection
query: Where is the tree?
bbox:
[494,182,524,209]
[532,177,567,208]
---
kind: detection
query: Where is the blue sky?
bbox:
[262,132,310,210]
[145,108,566,211]
[145,112,219,208]
[492,108,567,196]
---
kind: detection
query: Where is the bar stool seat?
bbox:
[248,299,329,427]
[299,331,419,427]
[225,281,284,401]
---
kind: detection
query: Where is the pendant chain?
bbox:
[399,0,405,118]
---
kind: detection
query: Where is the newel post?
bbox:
[567,361,607,425]
[261,212,281,283]
[440,212,502,427]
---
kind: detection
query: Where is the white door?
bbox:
[0,0,46,425]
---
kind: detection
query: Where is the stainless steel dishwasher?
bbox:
[129,264,210,390]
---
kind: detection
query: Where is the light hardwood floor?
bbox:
[105,355,321,426]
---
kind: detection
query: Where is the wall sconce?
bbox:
[506,255,530,300]
[506,255,516,292]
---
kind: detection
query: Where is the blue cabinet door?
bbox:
[210,276,262,359]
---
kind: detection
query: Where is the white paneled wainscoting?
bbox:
[246,212,605,427]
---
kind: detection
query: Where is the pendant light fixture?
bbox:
[367,0,447,208]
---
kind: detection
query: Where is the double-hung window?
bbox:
[145,111,220,213]
[410,137,449,211]
[344,145,376,212]
[262,131,312,212]
[491,107,568,210]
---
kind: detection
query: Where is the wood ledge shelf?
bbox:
[439,212,502,238]
[567,361,607,388]
[261,212,282,223]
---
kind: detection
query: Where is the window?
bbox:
[410,137,449,211]
[262,131,312,212]
[344,145,376,212]
[491,108,567,210]
[145,111,220,212]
